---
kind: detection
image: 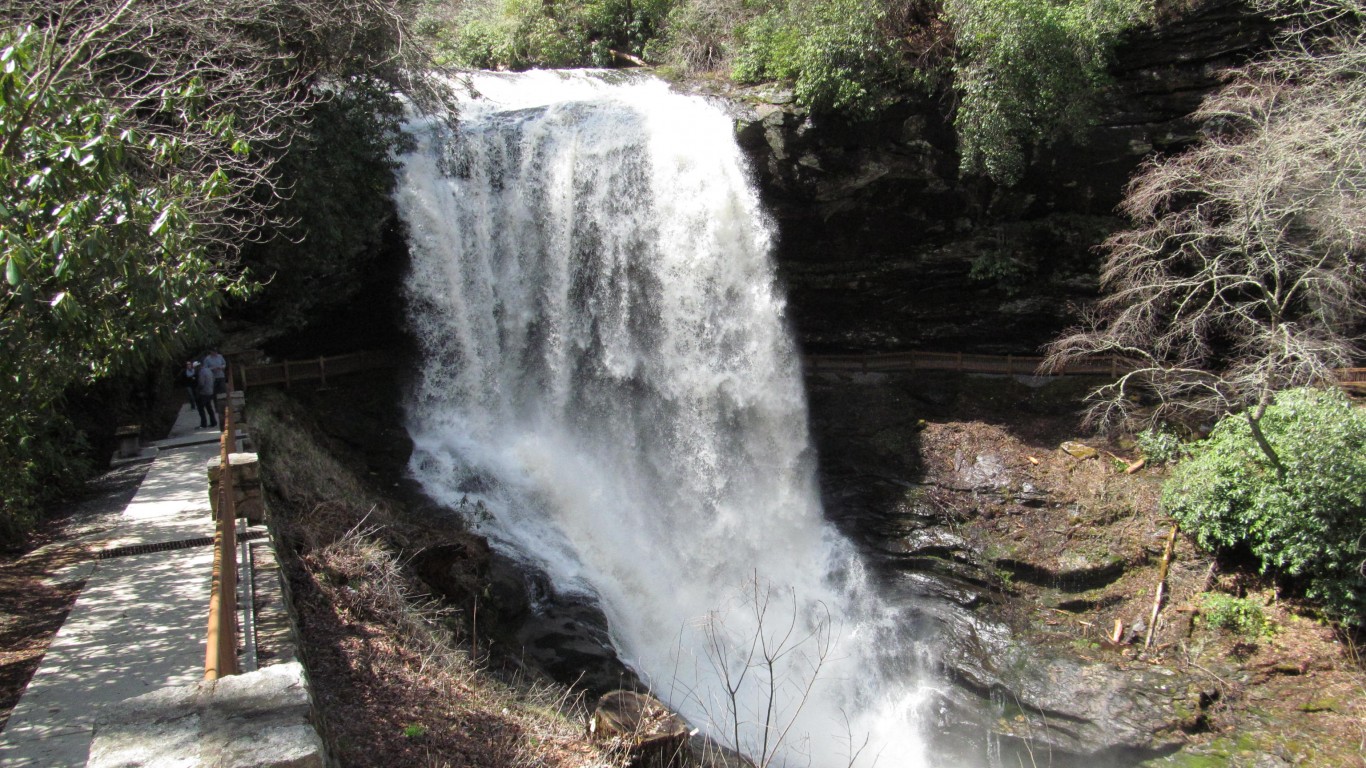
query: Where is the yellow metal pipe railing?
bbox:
[205,374,239,680]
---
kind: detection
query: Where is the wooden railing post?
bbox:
[205,377,239,680]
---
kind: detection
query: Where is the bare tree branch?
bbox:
[1044,4,1366,449]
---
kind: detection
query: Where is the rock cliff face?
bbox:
[713,0,1273,354]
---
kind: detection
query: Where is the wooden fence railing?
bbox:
[238,350,400,389]
[807,353,1366,395]
[241,349,1366,394]
[1337,368,1366,391]
[803,351,1127,376]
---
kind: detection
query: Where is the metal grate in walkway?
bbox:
[98,530,266,560]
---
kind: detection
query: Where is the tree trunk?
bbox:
[1245,406,1286,477]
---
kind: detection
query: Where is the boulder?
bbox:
[411,535,493,612]
[929,608,1214,764]
[1060,441,1099,460]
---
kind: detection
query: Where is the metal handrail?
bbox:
[205,374,239,680]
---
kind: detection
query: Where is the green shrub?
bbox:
[1136,425,1188,464]
[1199,592,1270,638]
[1164,388,1366,625]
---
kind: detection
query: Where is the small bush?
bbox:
[1136,425,1188,464]
[1164,388,1366,625]
[1199,593,1270,638]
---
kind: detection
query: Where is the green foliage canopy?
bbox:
[425,0,675,69]
[731,0,907,117]
[1164,388,1366,625]
[428,0,1158,182]
[0,0,426,541]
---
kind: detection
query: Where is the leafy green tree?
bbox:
[945,0,1153,184]
[0,29,237,534]
[0,0,428,541]
[426,0,673,69]
[1164,389,1366,625]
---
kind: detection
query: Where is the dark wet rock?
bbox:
[923,608,1210,765]
[486,553,532,624]
[897,571,992,610]
[412,537,638,696]
[515,595,642,697]
[412,536,493,612]
[411,536,532,628]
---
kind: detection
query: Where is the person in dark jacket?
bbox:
[179,360,199,411]
[195,361,218,429]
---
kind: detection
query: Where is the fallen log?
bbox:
[1144,524,1179,651]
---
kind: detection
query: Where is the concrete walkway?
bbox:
[0,408,225,767]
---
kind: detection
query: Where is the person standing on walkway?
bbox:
[179,360,199,411]
[203,348,228,394]
[195,360,218,429]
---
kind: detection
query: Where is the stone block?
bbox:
[88,661,327,768]
[206,453,266,523]
[115,425,142,459]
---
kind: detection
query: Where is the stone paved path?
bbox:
[0,408,224,767]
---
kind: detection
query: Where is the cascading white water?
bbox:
[396,70,932,767]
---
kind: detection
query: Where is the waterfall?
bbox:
[396,70,931,767]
